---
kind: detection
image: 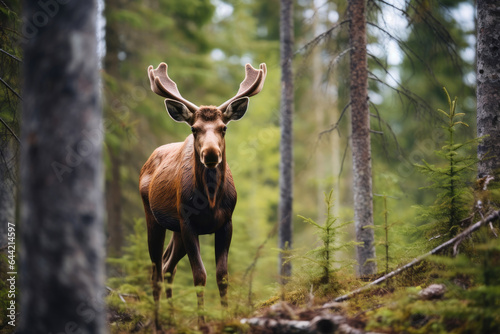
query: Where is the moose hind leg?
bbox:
[146,217,166,330]
[162,231,186,298]
[215,222,233,307]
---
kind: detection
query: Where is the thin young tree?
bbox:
[348,0,377,276]
[477,0,500,179]
[279,0,294,281]
[20,0,106,333]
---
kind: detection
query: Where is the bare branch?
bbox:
[0,116,20,143]
[332,210,500,303]
[366,21,438,82]
[369,102,403,158]
[295,20,351,56]
[319,102,351,139]
[0,48,22,62]
[0,76,21,100]
[367,69,433,115]
[242,312,381,334]
[338,136,350,179]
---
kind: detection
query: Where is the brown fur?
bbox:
[195,106,222,122]
[143,62,266,331]
[140,106,236,328]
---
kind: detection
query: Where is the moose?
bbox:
[139,62,267,328]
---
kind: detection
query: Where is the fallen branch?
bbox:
[105,286,140,303]
[332,209,500,303]
[242,314,379,334]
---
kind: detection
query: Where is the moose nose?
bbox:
[201,149,221,169]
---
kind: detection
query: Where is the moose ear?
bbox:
[223,97,249,123]
[165,99,194,124]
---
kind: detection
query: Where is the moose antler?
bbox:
[218,63,267,111]
[148,63,199,112]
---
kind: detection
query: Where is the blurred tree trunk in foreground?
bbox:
[348,0,377,277]
[477,0,500,179]
[20,0,106,333]
[279,0,294,282]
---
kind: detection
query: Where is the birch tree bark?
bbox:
[348,0,377,276]
[20,0,106,332]
[477,0,500,179]
[279,0,294,281]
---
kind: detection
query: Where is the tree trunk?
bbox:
[477,0,500,179]
[0,139,16,250]
[0,0,21,254]
[348,0,377,277]
[279,0,294,282]
[20,0,106,333]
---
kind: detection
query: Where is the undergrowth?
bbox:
[106,219,257,333]
[414,88,482,248]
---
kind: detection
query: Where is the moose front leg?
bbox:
[180,222,207,324]
[215,221,233,307]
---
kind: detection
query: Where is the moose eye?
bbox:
[191,127,197,134]
[223,126,227,132]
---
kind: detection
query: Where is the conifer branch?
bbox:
[332,209,500,303]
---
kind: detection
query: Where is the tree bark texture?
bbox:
[348,0,377,277]
[279,0,294,281]
[20,0,106,333]
[0,139,16,250]
[477,0,500,179]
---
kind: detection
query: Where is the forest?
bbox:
[1,0,500,333]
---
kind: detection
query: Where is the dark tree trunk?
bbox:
[477,0,500,179]
[0,140,16,250]
[20,0,106,333]
[279,0,294,282]
[0,0,21,254]
[348,0,377,277]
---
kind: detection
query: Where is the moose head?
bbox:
[148,62,267,169]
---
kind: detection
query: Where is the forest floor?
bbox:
[106,262,464,334]
[106,243,500,334]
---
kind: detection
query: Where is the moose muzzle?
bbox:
[201,148,222,169]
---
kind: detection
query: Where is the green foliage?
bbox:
[106,219,210,331]
[414,88,481,246]
[367,237,500,334]
[98,0,489,332]
[374,193,400,275]
[271,190,358,303]
[298,190,357,285]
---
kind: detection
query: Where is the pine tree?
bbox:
[415,88,481,244]
[298,190,356,285]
